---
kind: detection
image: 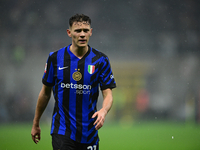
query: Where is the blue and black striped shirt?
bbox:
[42,44,116,144]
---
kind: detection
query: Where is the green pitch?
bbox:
[0,121,199,150]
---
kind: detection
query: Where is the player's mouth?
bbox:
[79,40,87,43]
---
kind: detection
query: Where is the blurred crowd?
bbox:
[0,0,200,55]
[0,0,200,123]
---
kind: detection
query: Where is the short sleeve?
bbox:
[99,56,116,90]
[42,53,55,87]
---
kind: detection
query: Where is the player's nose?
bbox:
[80,31,85,37]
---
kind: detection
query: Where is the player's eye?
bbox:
[83,29,89,33]
[75,29,81,33]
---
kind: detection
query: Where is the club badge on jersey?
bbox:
[72,69,82,81]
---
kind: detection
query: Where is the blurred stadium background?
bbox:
[0,0,200,149]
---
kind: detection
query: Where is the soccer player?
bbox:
[31,14,116,150]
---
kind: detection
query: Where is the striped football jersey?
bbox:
[42,44,116,144]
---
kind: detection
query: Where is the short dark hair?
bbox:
[69,14,91,27]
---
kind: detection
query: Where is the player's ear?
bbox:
[67,29,72,37]
[90,28,93,36]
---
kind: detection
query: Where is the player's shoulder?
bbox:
[90,46,109,61]
[48,47,66,58]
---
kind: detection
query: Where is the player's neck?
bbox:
[70,44,88,59]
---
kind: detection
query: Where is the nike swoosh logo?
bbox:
[58,66,68,70]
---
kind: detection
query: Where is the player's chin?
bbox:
[78,43,88,48]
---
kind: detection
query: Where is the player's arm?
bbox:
[92,88,113,130]
[31,84,52,144]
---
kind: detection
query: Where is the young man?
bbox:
[31,14,116,150]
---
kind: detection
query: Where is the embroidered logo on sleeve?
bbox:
[44,63,47,73]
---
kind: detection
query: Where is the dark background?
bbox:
[0,0,200,124]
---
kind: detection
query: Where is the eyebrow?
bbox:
[74,29,90,32]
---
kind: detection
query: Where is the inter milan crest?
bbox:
[72,69,82,81]
[88,65,95,74]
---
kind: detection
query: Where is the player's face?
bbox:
[67,21,92,48]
